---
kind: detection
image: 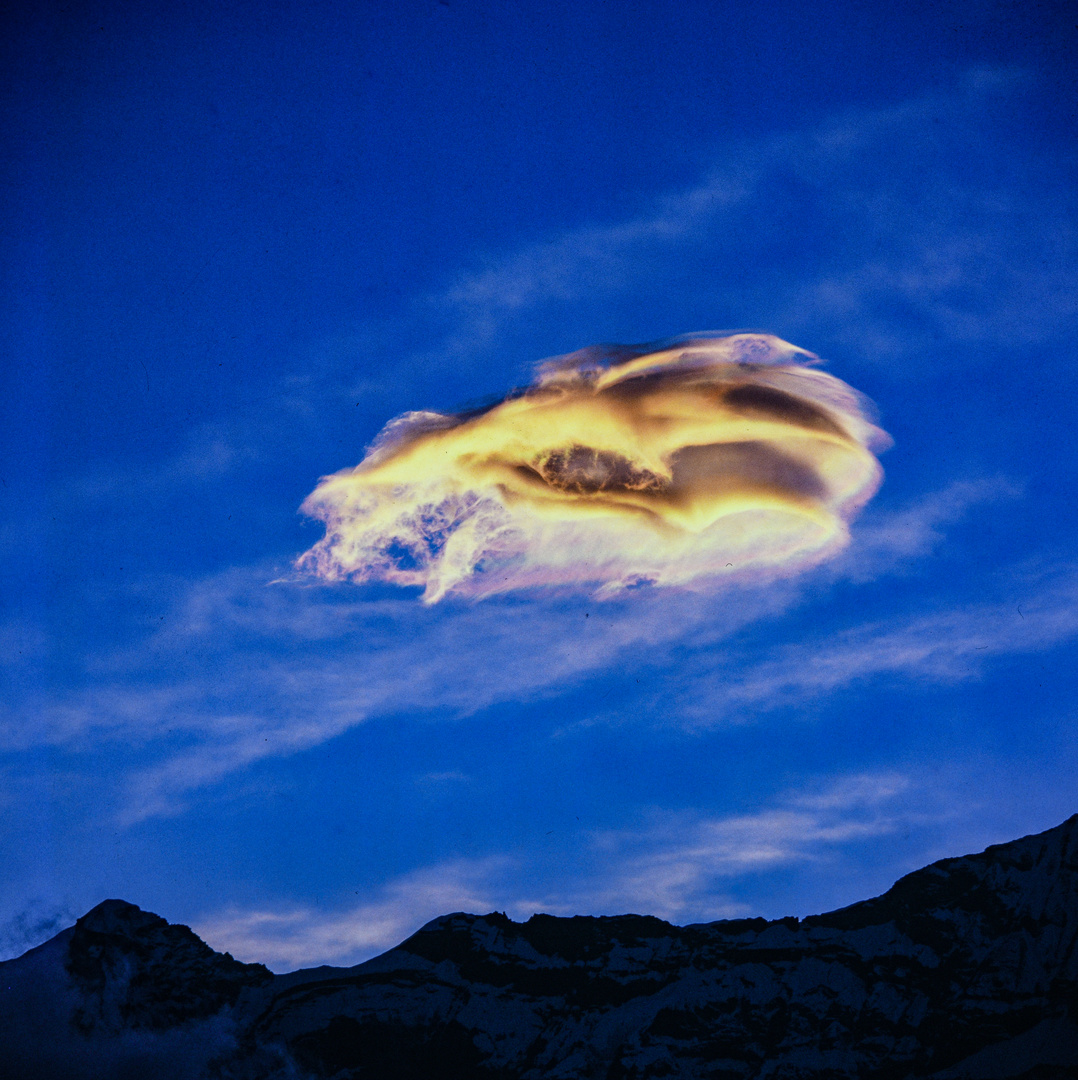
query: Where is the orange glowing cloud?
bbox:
[297,333,890,601]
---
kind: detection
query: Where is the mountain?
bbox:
[2,817,1077,1079]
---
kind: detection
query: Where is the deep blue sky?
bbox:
[2,0,1077,970]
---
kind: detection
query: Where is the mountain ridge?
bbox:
[2,815,1076,1078]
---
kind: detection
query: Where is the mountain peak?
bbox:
[75,898,168,936]
[61,897,272,1040]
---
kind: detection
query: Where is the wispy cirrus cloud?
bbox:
[194,745,1078,974]
[193,770,923,971]
[110,577,793,823]
[428,174,749,353]
[670,561,1078,727]
[195,857,510,973]
[115,559,1078,819]
[0,478,1038,823]
[565,773,915,923]
[194,66,1072,453]
[832,476,1021,581]
[402,66,1072,387]
[0,901,80,963]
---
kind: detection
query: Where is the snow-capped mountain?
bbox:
[3,815,1076,1079]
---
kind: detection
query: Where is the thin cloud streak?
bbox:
[113,580,794,822]
[677,563,1078,726]
[114,557,1078,819]
[570,773,914,923]
[0,480,1035,821]
[193,771,920,971]
[833,476,1021,581]
[245,67,1071,477]
[410,67,1071,382]
[196,858,509,973]
[0,902,80,964]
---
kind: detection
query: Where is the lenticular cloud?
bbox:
[298,333,890,602]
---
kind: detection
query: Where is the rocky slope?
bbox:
[2,816,1077,1079]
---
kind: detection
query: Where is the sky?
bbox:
[2,0,1077,972]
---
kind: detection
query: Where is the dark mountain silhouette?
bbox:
[2,816,1076,1078]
